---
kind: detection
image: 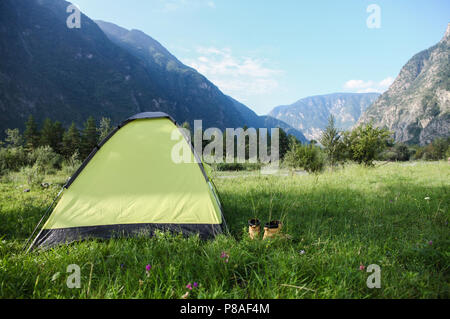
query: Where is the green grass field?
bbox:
[0,162,449,299]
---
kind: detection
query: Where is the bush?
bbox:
[214,162,245,171]
[342,124,392,166]
[413,147,425,160]
[28,146,62,174]
[62,151,82,177]
[380,150,399,162]
[415,137,450,161]
[284,143,325,173]
[20,166,44,187]
[380,143,412,162]
[394,144,411,161]
[0,147,29,172]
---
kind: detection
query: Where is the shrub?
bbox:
[28,146,63,174]
[214,162,245,171]
[62,151,82,177]
[284,143,325,173]
[0,147,29,172]
[380,143,411,162]
[342,124,392,166]
[414,147,425,160]
[20,165,44,187]
[431,137,450,160]
[416,138,450,161]
[394,144,411,161]
[380,150,399,162]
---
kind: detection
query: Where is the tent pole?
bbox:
[23,187,64,253]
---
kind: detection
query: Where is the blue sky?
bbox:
[73,0,449,115]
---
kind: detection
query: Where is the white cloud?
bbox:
[183,47,282,99]
[343,77,394,93]
[379,77,395,88]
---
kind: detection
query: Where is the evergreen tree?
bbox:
[278,128,290,160]
[52,121,65,154]
[40,118,54,148]
[24,115,40,150]
[320,115,342,168]
[62,122,81,158]
[80,117,99,159]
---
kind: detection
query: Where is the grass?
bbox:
[0,162,449,299]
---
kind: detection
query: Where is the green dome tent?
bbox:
[28,112,225,251]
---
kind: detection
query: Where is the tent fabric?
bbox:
[29,113,224,250]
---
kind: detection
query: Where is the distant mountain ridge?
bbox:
[358,23,450,145]
[0,0,303,142]
[225,96,308,143]
[269,93,380,141]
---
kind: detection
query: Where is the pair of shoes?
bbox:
[248,219,282,240]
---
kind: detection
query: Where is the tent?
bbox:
[28,112,225,250]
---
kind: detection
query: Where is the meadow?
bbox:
[0,162,448,299]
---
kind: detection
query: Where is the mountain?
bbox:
[0,0,171,133]
[226,96,308,143]
[94,20,247,130]
[268,93,380,141]
[0,0,282,139]
[96,20,308,143]
[358,23,450,145]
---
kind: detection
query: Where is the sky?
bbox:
[73,0,450,115]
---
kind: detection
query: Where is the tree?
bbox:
[278,128,290,160]
[284,142,325,173]
[393,143,411,161]
[342,123,392,166]
[431,137,450,160]
[98,117,113,142]
[39,119,64,153]
[62,122,81,158]
[320,115,342,168]
[80,117,99,159]
[52,121,65,154]
[4,128,23,148]
[40,118,54,148]
[24,115,40,150]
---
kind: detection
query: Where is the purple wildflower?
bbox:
[221,251,229,263]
